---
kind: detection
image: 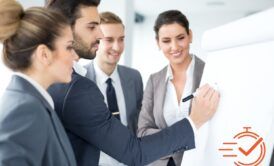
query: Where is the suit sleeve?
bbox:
[0,100,48,166]
[62,78,195,166]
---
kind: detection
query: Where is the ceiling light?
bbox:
[207,1,225,6]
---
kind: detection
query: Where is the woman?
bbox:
[137,10,205,166]
[0,0,78,165]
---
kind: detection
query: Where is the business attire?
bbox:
[85,60,143,132]
[48,68,195,166]
[84,60,143,166]
[137,55,205,166]
[271,148,274,166]
[0,74,76,166]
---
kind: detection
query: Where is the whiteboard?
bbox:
[182,8,274,166]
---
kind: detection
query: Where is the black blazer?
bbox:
[48,72,195,166]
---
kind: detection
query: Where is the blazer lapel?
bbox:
[118,66,134,124]
[154,67,169,128]
[11,76,75,165]
[192,55,205,92]
[189,55,205,114]
[49,110,75,165]
[10,76,53,113]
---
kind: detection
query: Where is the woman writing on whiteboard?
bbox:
[137,10,219,166]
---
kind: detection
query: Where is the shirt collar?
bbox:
[166,54,195,81]
[166,64,174,81]
[94,59,119,85]
[14,72,55,110]
[73,61,87,76]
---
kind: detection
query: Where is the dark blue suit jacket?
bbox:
[48,72,195,166]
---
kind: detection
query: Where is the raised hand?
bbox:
[189,84,220,129]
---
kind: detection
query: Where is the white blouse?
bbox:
[163,55,195,127]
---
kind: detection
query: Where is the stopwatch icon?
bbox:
[219,127,266,166]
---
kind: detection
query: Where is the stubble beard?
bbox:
[73,33,97,60]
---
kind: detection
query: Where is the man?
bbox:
[46,0,220,165]
[84,12,143,166]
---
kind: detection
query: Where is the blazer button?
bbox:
[184,145,189,150]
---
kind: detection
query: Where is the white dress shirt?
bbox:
[163,55,196,131]
[14,72,54,110]
[73,61,87,76]
[93,59,127,166]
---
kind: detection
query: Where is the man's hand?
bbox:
[189,84,220,129]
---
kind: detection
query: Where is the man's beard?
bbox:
[73,33,99,60]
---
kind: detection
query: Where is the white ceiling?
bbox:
[135,0,274,16]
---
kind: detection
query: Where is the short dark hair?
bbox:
[154,10,190,39]
[0,0,69,71]
[46,0,101,25]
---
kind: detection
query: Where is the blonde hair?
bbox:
[0,0,23,42]
[100,11,123,25]
[0,0,69,71]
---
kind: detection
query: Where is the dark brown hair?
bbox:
[154,10,190,39]
[46,0,101,25]
[0,0,69,71]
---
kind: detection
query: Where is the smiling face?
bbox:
[73,6,103,60]
[96,23,125,66]
[157,23,192,66]
[49,26,78,83]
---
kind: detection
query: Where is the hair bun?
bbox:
[0,0,24,42]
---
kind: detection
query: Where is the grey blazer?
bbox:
[137,55,205,166]
[0,75,76,166]
[84,61,143,133]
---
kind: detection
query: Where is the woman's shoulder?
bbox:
[0,91,48,126]
[150,66,168,78]
[192,55,205,72]
[147,66,168,85]
[193,54,205,65]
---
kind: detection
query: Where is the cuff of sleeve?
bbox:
[186,117,197,136]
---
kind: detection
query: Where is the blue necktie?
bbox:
[106,78,120,120]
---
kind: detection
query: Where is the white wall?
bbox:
[0,45,12,97]
[0,0,44,97]
[18,0,44,8]
[131,11,247,85]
